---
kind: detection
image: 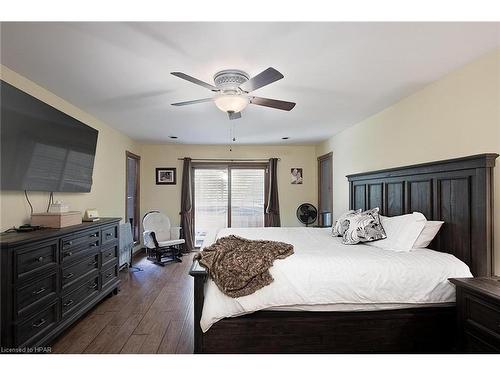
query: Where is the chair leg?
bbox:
[154,248,165,266]
[147,245,184,266]
[177,246,183,262]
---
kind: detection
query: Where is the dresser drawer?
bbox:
[62,251,100,290]
[15,302,58,347]
[101,243,118,267]
[61,230,100,263]
[15,240,58,280]
[16,272,58,318]
[62,275,100,318]
[101,225,118,246]
[465,293,500,336]
[101,261,119,290]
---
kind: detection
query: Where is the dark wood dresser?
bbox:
[0,218,121,349]
[449,277,500,353]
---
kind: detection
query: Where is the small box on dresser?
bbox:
[449,277,500,353]
[31,211,82,229]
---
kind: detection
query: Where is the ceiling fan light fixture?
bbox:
[214,94,249,113]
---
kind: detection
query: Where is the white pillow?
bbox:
[366,212,426,252]
[412,221,444,248]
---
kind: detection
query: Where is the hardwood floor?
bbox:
[51,251,194,354]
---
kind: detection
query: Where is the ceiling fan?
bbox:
[170,68,296,120]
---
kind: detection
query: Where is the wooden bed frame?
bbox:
[189,153,498,353]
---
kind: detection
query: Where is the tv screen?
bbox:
[1,81,98,192]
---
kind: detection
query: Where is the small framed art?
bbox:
[291,168,303,184]
[156,167,176,185]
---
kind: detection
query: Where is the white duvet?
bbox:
[200,227,472,332]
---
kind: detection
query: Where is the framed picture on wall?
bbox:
[291,168,303,184]
[156,167,177,185]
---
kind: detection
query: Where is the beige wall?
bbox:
[0,66,142,230]
[316,49,500,274]
[140,144,318,228]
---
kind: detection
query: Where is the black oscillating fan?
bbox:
[296,203,318,226]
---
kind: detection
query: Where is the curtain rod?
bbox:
[177,158,281,162]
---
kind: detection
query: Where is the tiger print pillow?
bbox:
[342,207,387,245]
[332,209,362,237]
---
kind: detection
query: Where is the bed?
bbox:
[189,153,498,353]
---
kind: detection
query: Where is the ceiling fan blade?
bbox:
[228,111,242,120]
[171,72,219,91]
[171,98,214,106]
[249,96,296,111]
[239,67,284,92]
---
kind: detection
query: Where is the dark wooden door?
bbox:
[126,151,140,243]
[318,152,333,214]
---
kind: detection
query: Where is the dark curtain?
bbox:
[180,157,194,252]
[265,158,281,227]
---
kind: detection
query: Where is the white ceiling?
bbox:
[1,22,499,145]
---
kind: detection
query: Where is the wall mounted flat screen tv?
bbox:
[1,80,98,192]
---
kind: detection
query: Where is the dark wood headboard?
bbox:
[347,153,498,277]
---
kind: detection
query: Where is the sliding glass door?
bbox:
[230,168,265,227]
[193,164,267,247]
[194,168,229,247]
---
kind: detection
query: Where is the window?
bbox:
[230,169,265,228]
[193,164,267,247]
[194,168,229,246]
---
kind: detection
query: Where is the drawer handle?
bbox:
[32,287,46,295]
[35,256,44,263]
[89,233,98,238]
[64,241,73,248]
[32,319,46,328]
[105,252,113,258]
[64,251,73,258]
[106,233,112,237]
[88,261,98,266]
[90,243,99,248]
[63,299,74,308]
[88,283,98,289]
[106,272,112,278]
[63,273,74,280]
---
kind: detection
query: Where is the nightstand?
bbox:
[449,277,500,353]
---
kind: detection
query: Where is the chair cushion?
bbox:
[170,226,182,240]
[143,212,172,241]
[158,239,185,247]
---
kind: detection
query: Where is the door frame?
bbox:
[125,150,141,244]
[317,152,333,214]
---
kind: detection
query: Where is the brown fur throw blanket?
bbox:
[194,235,294,298]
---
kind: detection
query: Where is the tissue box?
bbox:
[31,211,82,228]
[48,202,69,213]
